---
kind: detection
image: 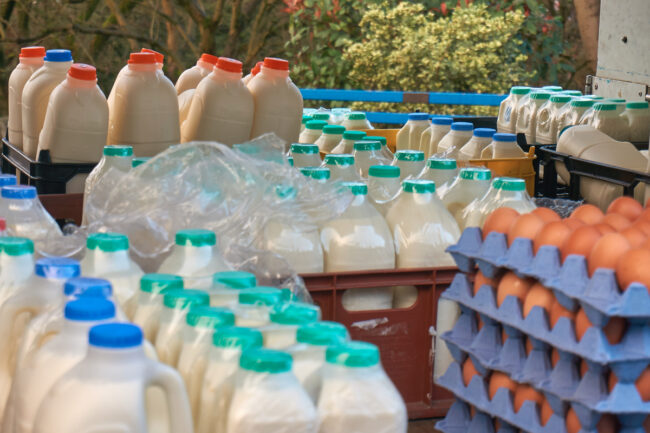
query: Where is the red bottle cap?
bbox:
[20,46,46,58]
[0,219,6,232]
[68,63,97,80]
[263,57,289,71]
[216,57,243,73]
[252,61,263,76]
[200,53,219,65]
[140,48,164,64]
[128,53,156,65]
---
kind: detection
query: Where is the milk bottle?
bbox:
[288,321,349,402]
[299,120,328,144]
[353,140,387,178]
[441,167,492,223]
[300,167,330,183]
[556,98,595,140]
[607,98,627,115]
[132,274,184,342]
[497,86,531,133]
[8,46,46,150]
[591,102,630,141]
[535,94,571,145]
[107,52,180,156]
[210,271,257,306]
[181,57,255,146]
[158,229,230,289]
[80,232,144,318]
[436,122,473,156]
[0,186,62,242]
[301,115,313,133]
[155,288,209,366]
[37,63,108,163]
[422,116,453,157]
[175,53,219,94]
[318,342,407,433]
[516,91,551,144]
[330,108,351,125]
[0,238,34,307]
[462,177,536,229]
[312,112,331,124]
[8,298,115,433]
[226,348,318,433]
[542,85,562,92]
[243,61,263,85]
[315,125,346,153]
[32,323,193,433]
[291,143,322,168]
[197,327,263,433]
[480,132,526,159]
[248,57,303,144]
[21,49,73,159]
[367,135,394,161]
[330,130,366,154]
[260,302,320,349]
[177,306,235,421]
[178,89,195,127]
[324,154,358,181]
[457,128,496,160]
[232,287,283,327]
[622,101,650,142]
[396,113,430,151]
[368,165,401,216]
[341,112,372,130]
[419,158,458,195]
[392,150,425,180]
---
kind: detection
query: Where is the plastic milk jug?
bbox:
[175,53,219,94]
[0,186,62,242]
[0,237,35,309]
[367,165,401,216]
[341,112,372,130]
[396,113,430,151]
[419,158,458,195]
[422,116,453,157]
[260,302,320,349]
[231,287,283,328]
[315,125,346,153]
[591,102,630,141]
[324,154,358,181]
[436,122,473,157]
[262,213,324,275]
[441,167,492,224]
[556,98,595,141]
[242,61,263,85]
[516,91,551,144]
[480,132,526,159]
[132,274,184,342]
[392,150,425,180]
[291,143,322,168]
[300,167,330,183]
[353,140,388,178]
[535,94,571,145]
[622,101,650,142]
[299,120,328,144]
[210,271,257,307]
[367,135,394,161]
[8,46,45,150]
[457,128,496,160]
[330,130,366,154]
[497,86,531,133]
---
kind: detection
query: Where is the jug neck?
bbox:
[175,244,214,265]
[44,60,73,71]
[403,191,435,205]
[260,66,289,80]
[369,176,400,191]
[326,362,383,379]
[197,60,214,71]
[211,67,243,82]
[20,57,44,67]
[65,76,97,89]
[0,254,34,280]
[87,249,132,273]
[85,345,147,375]
[210,346,243,363]
[103,155,133,172]
[63,318,110,340]
[128,63,157,73]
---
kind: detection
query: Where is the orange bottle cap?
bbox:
[140,48,164,64]
[263,57,289,71]
[20,46,46,58]
[217,57,243,73]
[200,53,219,65]
[68,63,97,80]
[252,61,263,76]
[128,52,156,65]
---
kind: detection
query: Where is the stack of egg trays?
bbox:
[437,227,650,433]
[436,399,518,433]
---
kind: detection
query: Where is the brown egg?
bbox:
[566,408,582,433]
[564,217,586,230]
[639,206,650,222]
[462,357,480,386]
[513,384,544,413]
[540,397,554,426]
[570,204,605,225]
[533,221,573,254]
[473,270,498,296]
[496,272,533,307]
[607,196,643,221]
[621,227,647,248]
[561,225,602,261]
[602,213,632,231]
[636,366,650,401]
[551,348,560,368]
[549,299,575,329]
[483,207,520,240]
[488,371,517,400]
[594,223,616,235]
[588,233,631,276]
[523,283,555,318]
[507,213,545,246]
[532,207,561,223]
[575,308,627,345]
[609,370,617,393]
[634,220,650,237]
[616,248,650,291]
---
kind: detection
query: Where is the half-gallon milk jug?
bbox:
[396,113,430,151]
[107,52,180,156]
[157,229,230,289]
[622,101,650,142]
[318,342,407,433]
[330,130,366,154]
[242,61,263,85]
[341,112,372,130]
[80,232,144,318]
[288,321,349,402]
[232,287,283,327]
[291,143,322,168]
[226,348,318,433]
[368,165,401,216]
[556,98,595,141]
[8,46,45,150]
[21,49,73,159]
[441,167,492,223]
[248,57,303,144]
[299,120,328,144]
[419,158,458,195]
[422,116,453,157]
[436,122,473,157]
[37,63,108,164]
[175,53,219,94]
[353,140,388,178]
[590,102,630,141]
[392,150,425,180]
[181,57,254,145]
[457,128,496,160]
[497,86,531,133]
[0,238,34,306]
[300,167,330,183]
[32,323,193,433]
[534,94,571,145]
[155,289,209,366]
[0,186,62,242]
[324,154,358,181]
[480,132,526,159]
[133,274,184,342]
[260,302,320,349]
[177,306,235,421]
[197,327,263,433]
[210,271,257,307]
[515,91,551,144]
[315,125,346,153]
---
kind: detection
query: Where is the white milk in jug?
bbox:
[480,132,526,159]
[436,122,473,157]
[299,120,328,144]
[556,98,595,141]
[132,273,184,342]
[242,61,263,85]
[353,140,388,178]
[396,113,430,151]
[210,271,257,307]
[497,86,531,133]
[300,166,331,183]
[622,101,650,142]
[301,114,313,133]
[330,130,366,154]
[607,98,627,115]
[392,150,425,180]
[368,164,401,215]
[534,94,571,145]
[591,102,630,141]
[175,53,219,94]
[324,154,358,181]
[0,186,62,243]
[231,287,283,327]
[423,116,453,157]
[260,302,320,349]
[441,167,492,224]
[419,158,458,196]
[366,135,394,161]
[458,128,496,160]
[341,112,372,130]
[178,88,195,127]
[291,143,322,168]
[516,91,551,144]
[315,125,346,153]
[8,46,45,150]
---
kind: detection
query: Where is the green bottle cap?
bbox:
[326,341,380,368]
[496,177,526,191]
[291,143,319,155]
[103,145,133,157]
[403,179,435,194]
[212,326,263,349]
[395,150,425,161]
[269,302,320,325]
[428,158,457,170]
[87,233,129,252]
[459,167,491,181]
[240,348,292,373]
[213,271,257,290]
[140,274,183,293]
[0,237,34,256]
[324,154,354,166]
[175,229,217,247]
[238,286,283,306]
[186,306,235,328]
[162,289,210,309]
[369,165,400,178]
[296,321,349,346]
[341,182,368,195]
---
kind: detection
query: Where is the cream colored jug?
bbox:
[8,46,45,150]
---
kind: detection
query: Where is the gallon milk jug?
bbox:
[330,130,366,154]
[8,46,45,150]
[396,113,430,151]
[556,98,595,141]
[324,154,358,181]
[318,342,407,433]
[210,271,257,307]
[497,86,531,133]
[590,102,630,141]
[291,143,322,168]
[157,229,230,289]
[32,323,193,433]
[341,112,372,130]
[368,165,401,216]
[0,186,62,242]
[315,125,346,153]
[422,116,453,157]
[21,49,73,159]
[515,91,551,144]
[107,52,180,156]
[433,297,461,381]
[300,167,330,183]
[288,321,349,402]
[480,132,526,159]
[260,302,320,349]
[353,140,388,178]
[175,53,219,94]
[299,120,328,144]
[80,232,144,319]
[436,122,473,157]
[226,348,318,433]
[8,298,115,433]
[242,61,263,85]
[457,128,496,160]
[534,94,571,145]
[155,289,209,367]
[181,57,254,146]
[392,150,425,180]
[248,57,303,144]
[419,158,458,196]
[232,287,283,327]
[132,274,184,342]
[622,101,650,142]
[441,167,492,224]
[177,89,195,128]
[197,327,263,433]
[177,306,235,422]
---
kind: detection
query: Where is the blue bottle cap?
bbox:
[65,298,116,321]
[1,185,36,199]
[408,113,429,121]
[35,257,80,279]
[0,175,17,188]
[451,122,473,131]
[44,49,72,62]
[89,323,143,349]
[64,277,113,298]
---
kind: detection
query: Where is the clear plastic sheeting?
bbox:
[534,197,582,218]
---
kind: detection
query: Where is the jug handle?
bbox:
[147,361,194,433]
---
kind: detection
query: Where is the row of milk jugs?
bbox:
[8,46,303,163]
[0,234,407,433]
[497,86,650,144]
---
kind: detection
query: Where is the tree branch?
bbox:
[224,0,243,57]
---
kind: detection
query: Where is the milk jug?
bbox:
[177,306,235,421]
[516,91,551,144]
[441,167,492,223]
[299,120,328,144]
[480,132,526,159]
[197,327,263,433]
[622,101,650,142]
[497,86,531,134]
[324,154,358,181]
[318,342,407,433]
[226,348,318,433]
[8,46,45,150]
[330,130,366,154]
[37,63,108,164]
[154,289,210,367]
[291,143,322,168]
[436,122,473,156]
[32,323,193,433]
[178,89,195,127]
[288,321,349,402]
[330,108,351,125]
[353,140,387,178]
[181,57,254,146]
[607,98,627,115]
[242,61,262,85]
[301,115,313,133]
[300,167,330,183]
[8,298,115,433]
[158,229,230,289]
[457,128,496,160]
[341,112,372,130]
[107,52,180,156]
[0,237,34,307]
[260,302,320,349]
[210,271,257,306]
[366,135,394,161]
[367,165,401,216]
[132,274,184,342]
[396,113,430,151]
[419,158,458,195]
[422,116,453,157]
[21,49,73,159]
[0,186,62,242]
[0,175,17,189]
[80,232,144,318]
[535,94,571,145]
[175,53,219,94]
[392,150,425,180]
[591,102,630,141]
[315,125,346,153]
[232,287,283,327]
[248,57,303,144]
[556,98,595,140]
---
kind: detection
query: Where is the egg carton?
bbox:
[435,399,518,433]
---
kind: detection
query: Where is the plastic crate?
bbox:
[301,266,458,419]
